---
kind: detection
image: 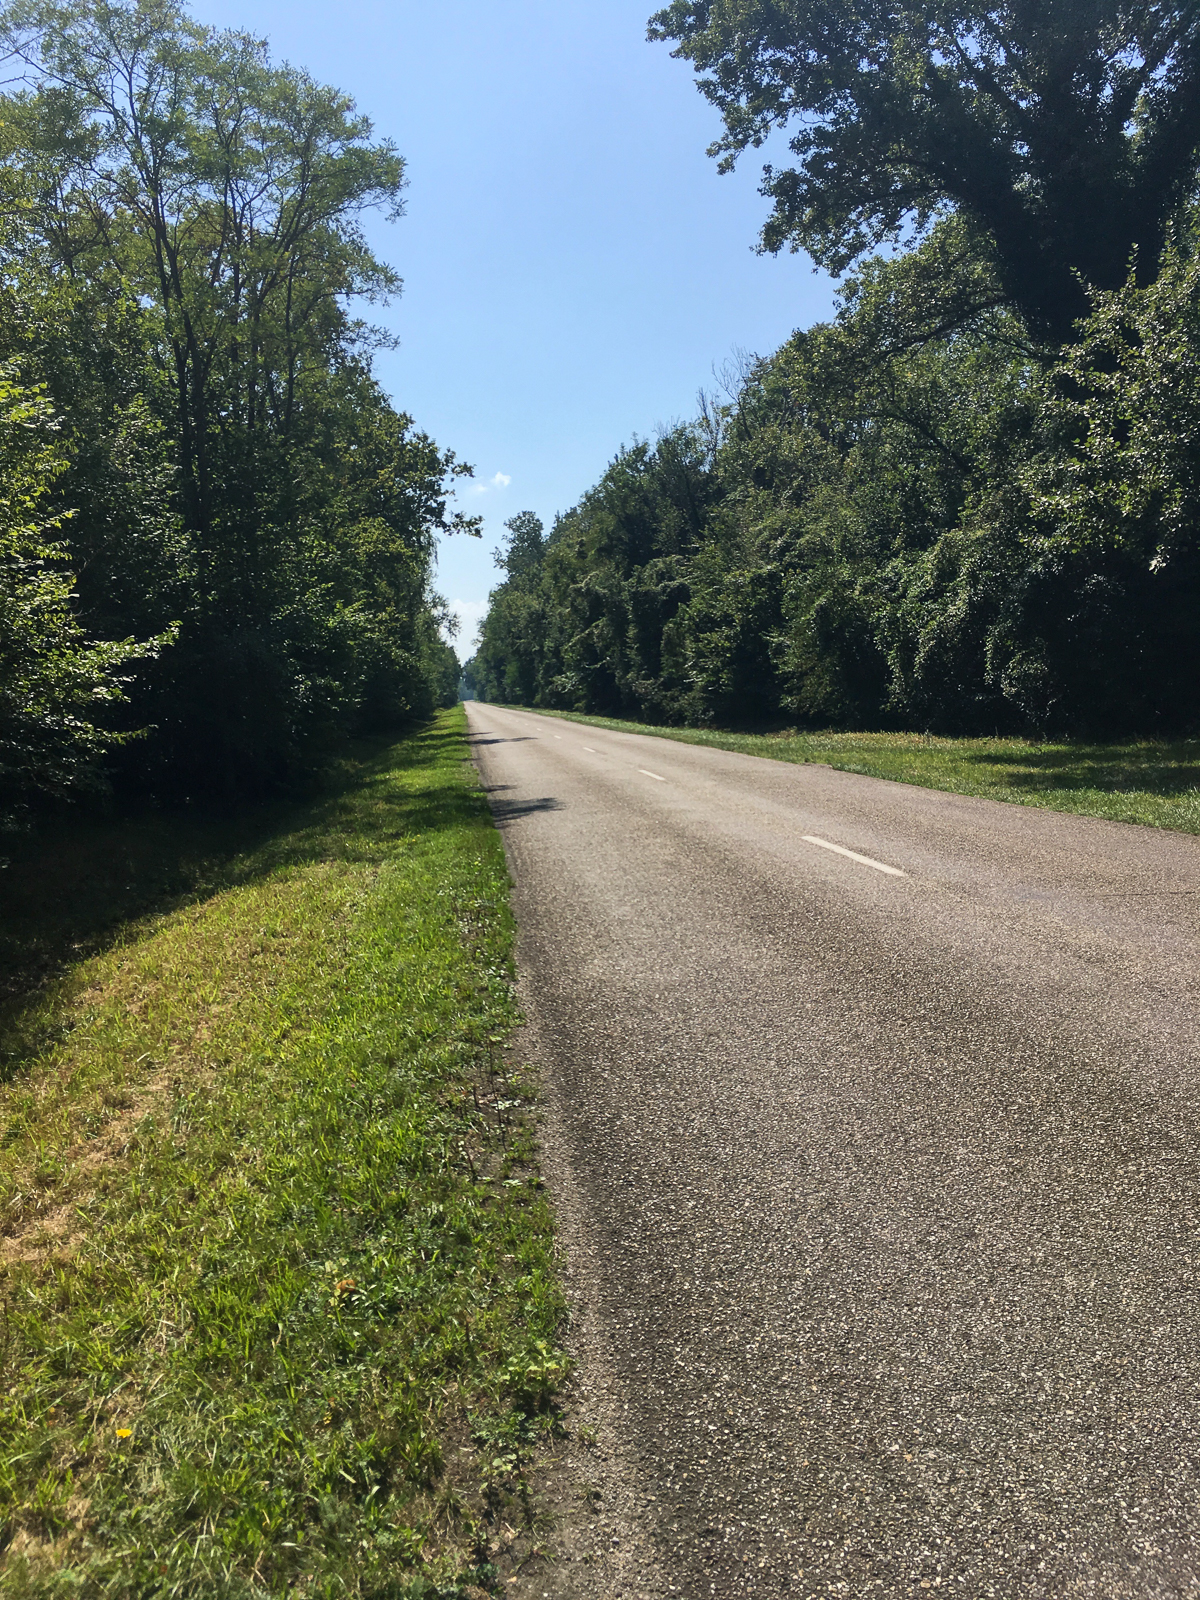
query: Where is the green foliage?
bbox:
[472,433,721,719]
[649,0,1200,340]
[0,0,472,812]
[0,366,165,825]
[475,223,1200,738]
[1033,245,1200,569]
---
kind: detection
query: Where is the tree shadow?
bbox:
[486,796,564,826]
[958,741,1200,796]
[0,719,483,1060]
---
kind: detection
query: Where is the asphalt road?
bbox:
[465,701,1200,1600]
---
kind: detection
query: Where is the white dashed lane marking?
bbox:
[639,769,666,782]
[802,835,906,877]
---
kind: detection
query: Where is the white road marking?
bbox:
[554,734,562,739]
[583,745,598,752]
[638,769,666,782]
[802,835,906,877]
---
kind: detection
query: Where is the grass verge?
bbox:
[514,709,1200,835]
[0,707,565,1598]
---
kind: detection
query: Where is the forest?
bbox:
[469,1,1200,737]
[0,0,468,830]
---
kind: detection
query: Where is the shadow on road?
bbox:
[486,794,563,825]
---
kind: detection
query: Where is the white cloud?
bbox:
[469,470,512,496]
[442,597,489,655]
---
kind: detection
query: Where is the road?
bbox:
[465,701,1200,1599]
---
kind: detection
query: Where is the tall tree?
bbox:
[3,0,407,567]
[649,0,1200,340]
[496,510,547,582]
[0,0,476,800]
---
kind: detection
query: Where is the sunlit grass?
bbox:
[520,709,1200,834]
[0,708,564,1598]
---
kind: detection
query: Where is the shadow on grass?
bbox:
[0,717,479,1070]
[957,742,1200,795]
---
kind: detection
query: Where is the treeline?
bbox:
[0,0,468,827]
[470,0,1200,737]
[470,232,1200,735]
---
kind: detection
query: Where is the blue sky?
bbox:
[189,0,836,654]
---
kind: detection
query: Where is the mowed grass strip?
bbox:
[0,708,564,1599]
[515,709,1200,835]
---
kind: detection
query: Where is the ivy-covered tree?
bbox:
[474,222,1200,737]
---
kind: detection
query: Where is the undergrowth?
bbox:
[0,707,564,1598]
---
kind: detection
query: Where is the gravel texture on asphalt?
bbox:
[466,702,1200,1600]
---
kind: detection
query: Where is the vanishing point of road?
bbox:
[466,702,1200,1600]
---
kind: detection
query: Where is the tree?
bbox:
[0,367,165,825]
[3,0,407,562]
[0,0,479,799]
[1035,246,1200,575]
[649,0,1200,341]
[496,510,546,582]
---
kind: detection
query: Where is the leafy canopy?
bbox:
[649,0,1200,339]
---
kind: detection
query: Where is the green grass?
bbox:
[515,708,1200,835]
[0,707,565,1598]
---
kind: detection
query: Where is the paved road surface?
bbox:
[465,702,1200,1599]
